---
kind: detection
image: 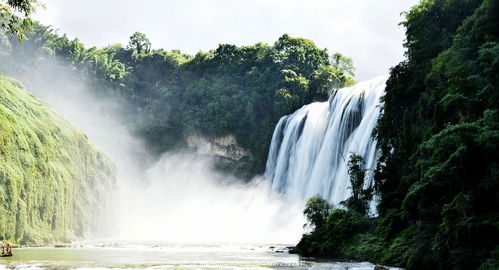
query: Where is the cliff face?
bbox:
[186,134,251,162]
[0,75,116,244]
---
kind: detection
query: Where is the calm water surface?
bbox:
[0,241,396,270]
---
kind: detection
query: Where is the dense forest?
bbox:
[0,75,115,244]
[295,0,498,269]
[1,0,498,268]
[0,24,355,177]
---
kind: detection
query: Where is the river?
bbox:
[0,241,396,270]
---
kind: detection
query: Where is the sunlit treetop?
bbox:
[0,0,42,41]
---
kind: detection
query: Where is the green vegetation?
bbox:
[295,155,377,260]
[2,0,495,267]
[303,195,332,231]
[0,0,41,41]
[0,26,355,177]
[341,154,373,215]
[375,0,498,268]
[0,74,115,245]
[296,0,499,269]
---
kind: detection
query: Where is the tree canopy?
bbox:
[0,0,41,41]
[0,26,355,177]
[295,0,499,269]
[374,0,499,269]
[303,195,332,230]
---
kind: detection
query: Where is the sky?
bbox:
[34,0,419,81]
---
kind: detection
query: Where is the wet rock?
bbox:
[186,134,250,161]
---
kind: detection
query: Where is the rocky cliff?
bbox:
[186,134,251,162]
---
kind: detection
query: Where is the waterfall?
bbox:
[265,75,387,205]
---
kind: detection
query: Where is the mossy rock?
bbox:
[0,75,116,244]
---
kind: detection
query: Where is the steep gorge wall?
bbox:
[0,75,115,244]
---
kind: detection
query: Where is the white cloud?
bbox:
[34,0,418,80]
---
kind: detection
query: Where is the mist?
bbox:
[2,53,305,244]
[121,153,304,243]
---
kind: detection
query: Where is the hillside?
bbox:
[295,0,499,269]
[375,0,498,268]
[0,75,115,245]
[0,29,355,178]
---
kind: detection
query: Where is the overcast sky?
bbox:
[34,0,419,81]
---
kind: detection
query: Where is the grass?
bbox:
[0,75,115,245]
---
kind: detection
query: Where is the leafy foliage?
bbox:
[0,0,41,41]
[296,155,376,259]
[303,195,332,230]
[373,0,499,269]
[0,27,355,177]
[296,1,498,268]
[127,31,151,55]
[0,75,115,244]
[341,154,373,215]
[296,208,373,258]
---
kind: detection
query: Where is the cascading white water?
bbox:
[265,75,387,205]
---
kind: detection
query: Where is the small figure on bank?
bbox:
[0,240,12,256]
[5,242,11,256]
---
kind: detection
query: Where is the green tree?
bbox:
[0,27,355,178]
[341,154,373,216]
[374,0,499,268]
[303,195,332,230]
[330,53,356,87]
[127,31,151,56]
[331,53,354,77]
[273,34,330,77]
[0,0,41,41]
